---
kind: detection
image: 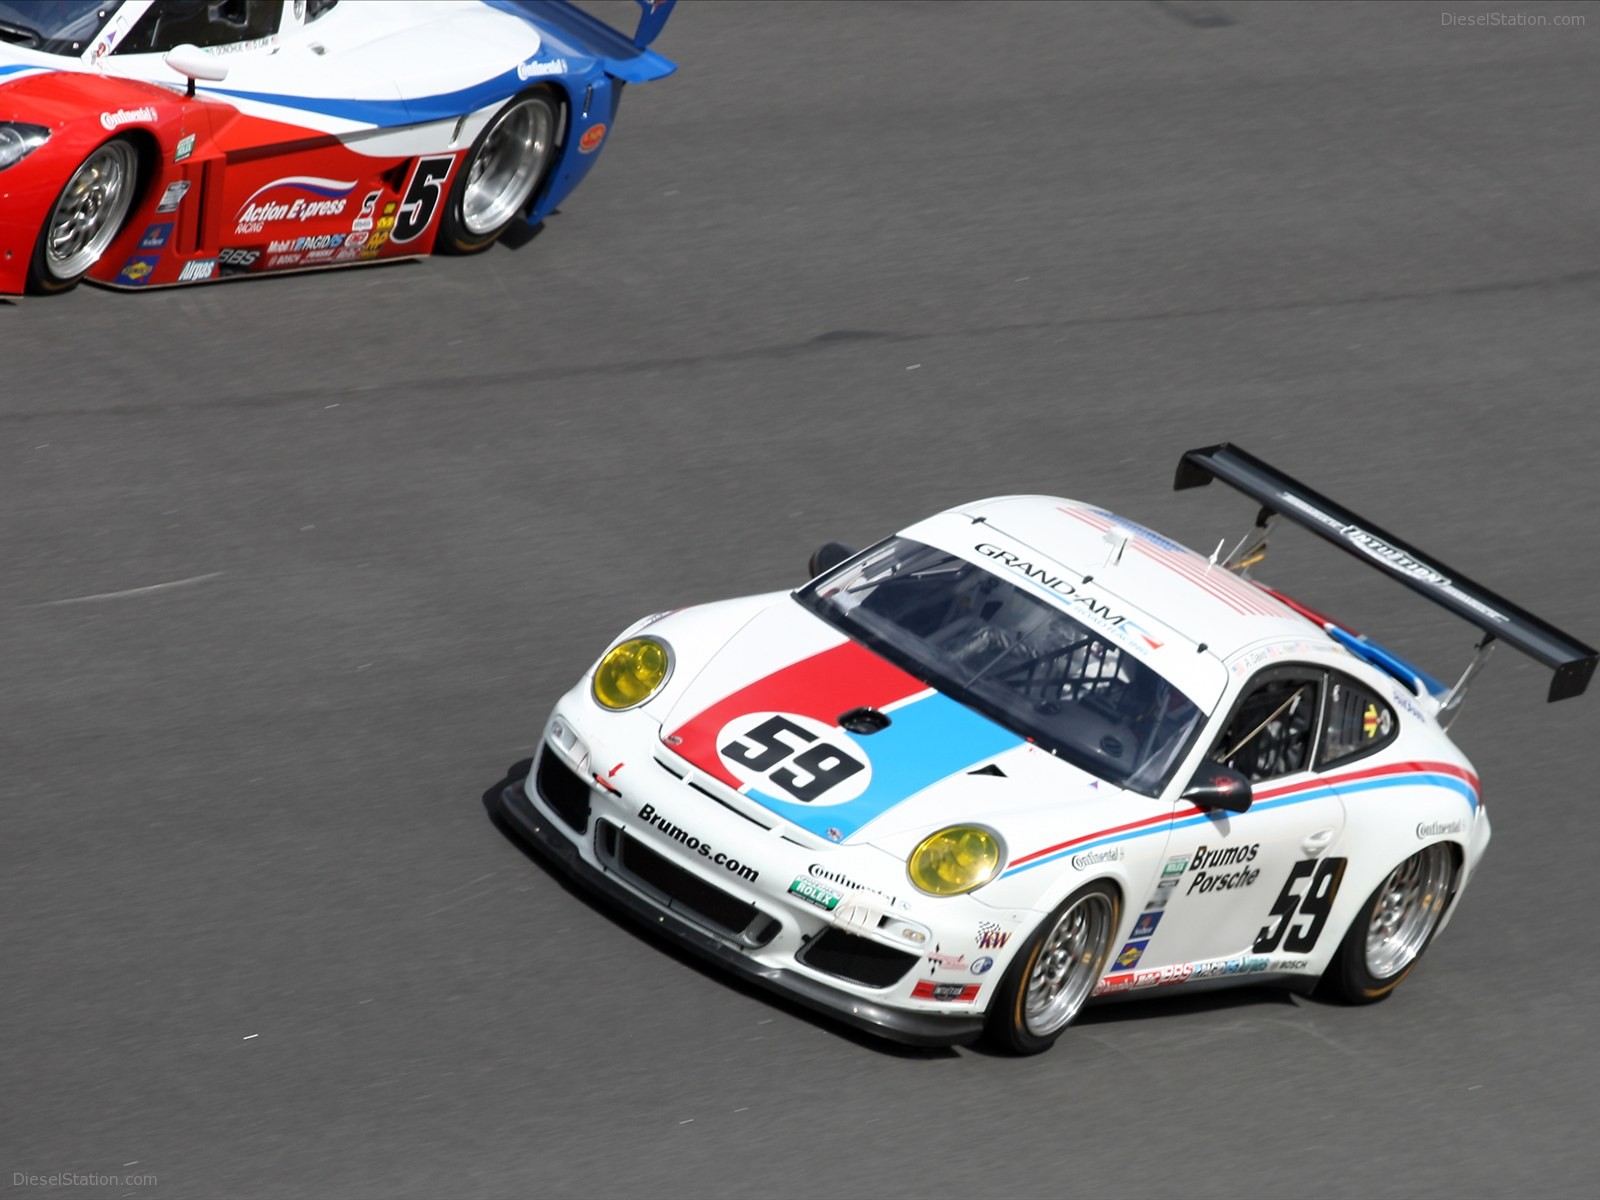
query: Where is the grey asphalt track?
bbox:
[5,3,1599,1197]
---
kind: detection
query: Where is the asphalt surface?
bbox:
[5,3,1599,1197]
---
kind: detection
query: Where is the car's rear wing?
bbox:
[1174,443,1597,704]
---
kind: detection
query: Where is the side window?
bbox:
[1319,672,1396,767]
[1209,671,1321,784]
[120,0,283,56]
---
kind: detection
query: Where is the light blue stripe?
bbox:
[1002,770,1477,878]
[744,691,1023,841]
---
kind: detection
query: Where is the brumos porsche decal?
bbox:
[664,641,1021,841]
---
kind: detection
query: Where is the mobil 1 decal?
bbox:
[1252,857,1348,954]
[392,155,455,245]
[717,712,871,804]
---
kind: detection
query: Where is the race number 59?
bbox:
[717,713,871,804]
[1253,857,1347,954]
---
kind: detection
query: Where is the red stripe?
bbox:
[664,641,927,789]
[1010,759,1477,868]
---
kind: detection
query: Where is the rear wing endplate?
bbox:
[1174,443,1597,703]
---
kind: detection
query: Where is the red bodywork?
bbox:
[0,70,457,293]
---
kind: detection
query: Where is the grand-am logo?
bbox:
[1071,846,1124,870]
[235,177,357,232]
[100,107,155,131]
[973,543,1126,628]
[518,57,568,78]
[1417,818,1465,838]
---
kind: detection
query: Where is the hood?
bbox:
[661,599,1058,846]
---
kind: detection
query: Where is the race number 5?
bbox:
[720,715,866,803]
[392,155,455,245]
[1253,857,1347,954]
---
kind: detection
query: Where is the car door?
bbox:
[1116,665,1349,978]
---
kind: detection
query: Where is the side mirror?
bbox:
[1180,763,1252,813]
[807,541,855,578]
[165,44,229,97]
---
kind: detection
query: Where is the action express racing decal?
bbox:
[235,176,358,235]
[665,640,1023,842]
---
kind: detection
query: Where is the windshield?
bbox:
[0,1,117,53]
[796,537,1207,796]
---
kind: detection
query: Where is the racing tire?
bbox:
[26,137,141,294]
[437,89,560,255]
[985,880,1119,1056]
[1318,843,1457,1005]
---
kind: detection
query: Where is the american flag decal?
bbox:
[1060,506,1289,618]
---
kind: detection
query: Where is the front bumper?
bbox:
[497,768,985,1047]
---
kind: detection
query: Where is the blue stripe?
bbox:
[744,692,1023,842]
[1003,770,1477,878]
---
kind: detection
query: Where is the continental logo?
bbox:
[1417,818,1465,839]
[1071,846,1123,871]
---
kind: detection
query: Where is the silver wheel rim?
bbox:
[1364,843,1454,980]
[1023,892,1114,1037]
[46,140,138,280]
[461,97,553,236]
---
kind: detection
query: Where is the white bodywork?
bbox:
[519,496,1490,1030]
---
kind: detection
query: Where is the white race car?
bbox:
[497,445,1595,1053]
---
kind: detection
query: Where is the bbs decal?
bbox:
[717,712,871,805]
[391,155,455,245]
[1253,857,1347,954]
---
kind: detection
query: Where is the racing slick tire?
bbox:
[26,137,141,294]
[438,89,559,254]
[985,881,1119,1056]
[1319,842,1457,1004]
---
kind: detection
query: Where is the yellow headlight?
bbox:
[591,637,672,710]
[907,826,1004,896]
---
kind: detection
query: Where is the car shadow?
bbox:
[482,760,1315,1062]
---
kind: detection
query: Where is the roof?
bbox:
[901,495,1343,708]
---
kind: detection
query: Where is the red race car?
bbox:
[0,0,676,294]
